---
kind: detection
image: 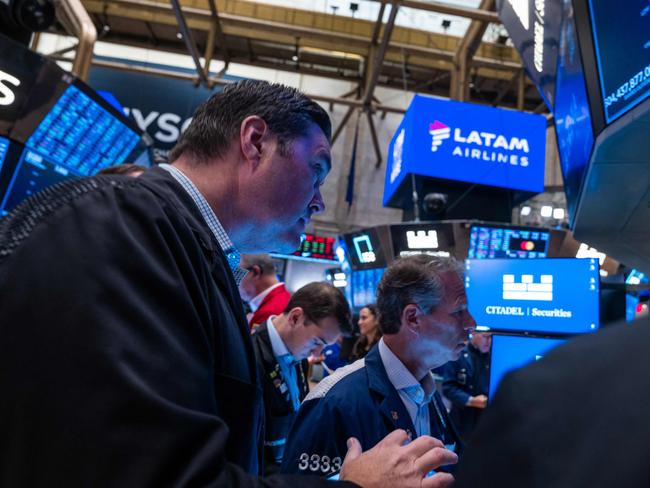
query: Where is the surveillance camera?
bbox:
[0,0,55,45]
[422,192,448,216]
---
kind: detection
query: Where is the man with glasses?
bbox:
[252,281,352,474]
[239,254,292,330]
[283,255,475,482]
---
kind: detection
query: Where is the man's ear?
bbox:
[401,304,420,335]
[240,115,268,169]
[286,307,305,329]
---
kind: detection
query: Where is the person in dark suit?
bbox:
[0,79,456,487]
[442,332,491,442]
[239,253,292,330]
[454,315,650,488]
[252,281,352,474]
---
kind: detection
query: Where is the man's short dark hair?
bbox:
[376,255,463,335]
[169,80,331,163]
[96,163,144,176]
[284,282,352,336]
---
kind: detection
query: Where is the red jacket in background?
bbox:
[249,284,291,330]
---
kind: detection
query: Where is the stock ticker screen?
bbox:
[488,335,566,401]
[25,84,140,176]
[588,0,650,124]
[467,225,550,259]
[292,234,336,261]
[465,258,600,335]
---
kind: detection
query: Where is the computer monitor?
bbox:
[343,228,387,270]
[350,267,385,310]
[467,224,550,259]
[0,136,9,171]
[390,222,455,258]
[465,258,600,334]
[489,334,566,401]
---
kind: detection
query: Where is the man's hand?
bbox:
[466,395,488,409]
[339,429,457,488]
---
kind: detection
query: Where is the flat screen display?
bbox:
[390,223,455,258]
[25,84,140,175]
[0,136,9,172]
[465,258,600,334]
[467,225,550,259]
[343,228,387,270]
[553,0,595,228]
[350,267,385,309]
[588,0,650,124]
[292,233,337,261]
[489,334,565,400]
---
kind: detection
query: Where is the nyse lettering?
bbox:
[0,70,22,107]
[124,107,192,144]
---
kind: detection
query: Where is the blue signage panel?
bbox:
[489,334,565,400]
[588,0,650,125]
[0,136,8,172]
[496,0,563,111]
[384,95,546,205]
[465,258,600,334]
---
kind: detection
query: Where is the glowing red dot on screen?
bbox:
[520,241,535,251]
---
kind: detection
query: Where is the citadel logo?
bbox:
[0,70,21,107]
[428,120,531,167]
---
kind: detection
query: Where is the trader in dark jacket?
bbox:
[442,332,491,442]
[0,80,455,487]
[282,255,473,481]
[252,282,352,474]
[455,316,650,488]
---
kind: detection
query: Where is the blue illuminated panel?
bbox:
[0,149,71,214]
[489,335,565,400]
[350,268,385,309]
[0,136,8,172]
[588,0,650,124]
[553,1,594,228]
[25,85,140,176]
[465,258,600,334]
[468,225,550,259]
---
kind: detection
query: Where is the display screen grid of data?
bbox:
[0,136,9,171]
[468,227,550,259]
[25,85,140,176]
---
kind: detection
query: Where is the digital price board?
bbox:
[588,0,650,125]
[292,233,337,261]
[467,225,550,259]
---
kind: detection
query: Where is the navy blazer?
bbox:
[282,345,462,477]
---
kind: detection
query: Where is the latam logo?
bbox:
[429,121,450,152]
[502,274,553,301]
[428,120,531,167]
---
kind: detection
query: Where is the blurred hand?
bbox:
[308,354,325,365]
[340,429,457,488]
[466,395,488,409]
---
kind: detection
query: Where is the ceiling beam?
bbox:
[169,0,207,84]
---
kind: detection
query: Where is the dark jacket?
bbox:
[251,321,309,474]
[442,344,490,442]
[455,316,650,488]
[0,168,352,487]
[282,345,462,476]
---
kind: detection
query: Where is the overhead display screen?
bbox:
[390,223,455,258]
[553,0,594,228]
[0,136,8,171]
[25,84,140,175]
[465,258,600,334]
[468,225,550,259]
[350,268,385,309]
[343,228,387,270]
[291,233,337,261]
[384,95,547,206]
[489,335,566,400]
[588,0,650,124]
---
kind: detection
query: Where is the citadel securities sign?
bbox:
[384,95,546,206]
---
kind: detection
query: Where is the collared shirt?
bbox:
[378,338,435,437]
[267,316,301,412]
[159,164,247,285]
[250,282,285,312]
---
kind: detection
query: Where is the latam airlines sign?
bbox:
[384,95,546,206]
